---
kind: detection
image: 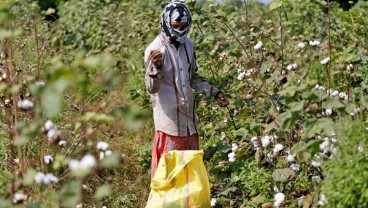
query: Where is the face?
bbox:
[170,21,188,30]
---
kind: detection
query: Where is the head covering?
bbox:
[160,1,192,45]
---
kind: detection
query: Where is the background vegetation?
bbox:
[0,0,367,207]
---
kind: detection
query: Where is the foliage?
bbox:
[321,121,368,207]
[0,0,367,207]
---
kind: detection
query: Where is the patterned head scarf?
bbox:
[160,1,192,45]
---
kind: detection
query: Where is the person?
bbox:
[144,0,229,177]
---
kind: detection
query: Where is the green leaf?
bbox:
[360,95,368,108]
[100,152,120,169]
[23,169,37,186]
[41,78,69,118]
[272,168,295,182]
[322,98,345,109]
[59,181,80,207]
[305,139,323,157]
[269,0,283,11]
[14,135,29,147]
[0,29,22,40]
[234,127,249,139]
[291,141,307,154]
[94,184,112,199]
[82,112,114,123]
[278,110,298,130]
[290,101,304,112]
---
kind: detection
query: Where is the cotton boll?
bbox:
[97,141,109,151]
[318,86,325,91]
[44,120,56,131]
[309,40,320,46]
[331,90,339,96]
[261,136,270,148]
[311,160,321,167]
[69,159,80,171]
[43,155,53,165]
[228,156,236,162]
[58,140,67,147]
[34,172,45,184]
[273,144,284,153]
[287,64,293,71]
[287,154,295,162]
[274,193,285,208]
[47,128,60,142]
[254,41,263,50]
[228,152,236,158]
[298,196,304,207]
[298,42,305,49]
[76,203,83,208]
[346,64,353,72]
[220,132,226,141]
[320,57,330,65]
[105,150,112,157]
[250,136,259,147]
[319,140,330,150]
[99,152,105,160]
[358,146,363,153]
[237,72,246,81]
[17,99,34,111]
[231,143,238,152]
[312,176,321,183]
[325,109,332,116]
[13,193,27,204]
[80,154,96,169]
[292,63,299,70]
[35,81,46,87]
[318,194,327,206]
[315,84,320,89]
[290,163,300,171]
[45,173,59,183]
[211,198,217,207]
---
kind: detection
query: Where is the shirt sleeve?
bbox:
[144,47,162,94]
[189,52,219,98]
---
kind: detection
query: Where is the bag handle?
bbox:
[151,151,203,191]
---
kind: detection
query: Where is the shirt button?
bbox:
[180,68,182,71]
[183,85,185,87]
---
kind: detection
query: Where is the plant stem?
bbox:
[222,21,251,61]
[327,0,332,96]
[278,7,284,71]
[33,17,41,79]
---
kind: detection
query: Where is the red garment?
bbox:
[151,130,199,178]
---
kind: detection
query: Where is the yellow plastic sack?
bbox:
[145,150,211,208]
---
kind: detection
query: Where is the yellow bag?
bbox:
[145,150,211,208]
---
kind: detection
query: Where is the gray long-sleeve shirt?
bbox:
[144,33,219,136]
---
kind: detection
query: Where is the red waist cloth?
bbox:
[151,130,199,178]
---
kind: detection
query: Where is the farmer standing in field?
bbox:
[144,0,229,177]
